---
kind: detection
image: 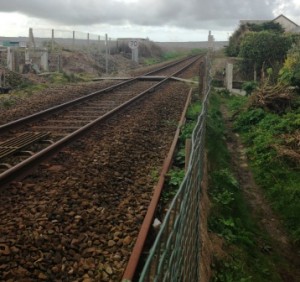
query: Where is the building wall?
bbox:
[274,16,298,32]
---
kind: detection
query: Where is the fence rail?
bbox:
[137,54,212,282]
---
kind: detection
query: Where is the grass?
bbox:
[161,93,202,204]
[49,72,84,84]
[226,94,300,245]
[207,90,287,282]
[0,81,49,109]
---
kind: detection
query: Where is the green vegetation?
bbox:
[227,95,300,244]
[213,17,300,280]
[225,22,284,57]
[162,51,185,61]
[161,94,202,204]
[207,91,289,282]
[225,21,296,80]
[143,58,161,66]
[239,31,292,78]
[0,82,49,109]
[49,72,84,84]
[162,168,185,204]
[0,97,16,109]
[242,81,258,96]
[279,40,300,90]
[143,48,205,66]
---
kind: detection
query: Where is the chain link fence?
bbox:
[138,54,212,282]
[30,28,118,53]
[0,28,121,74]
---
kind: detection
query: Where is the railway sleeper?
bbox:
[0,132,50,160]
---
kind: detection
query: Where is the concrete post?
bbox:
[87,33,90,47]
[98,35,101,53]
[29,28,36,49]
[132,48,139,63]
[73,31,75,49]
[105,34,108,74]
[208,30,214,50]
[41,50,49,71]
[51,29,55,51]
[109,38,111,55]
[7,47,13,71]
[25,48,30,63]
[225,63,233,91]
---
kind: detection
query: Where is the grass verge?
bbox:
[226,94,300,245]
[207,90,287,281]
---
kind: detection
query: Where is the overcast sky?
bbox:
[1,0,300,41]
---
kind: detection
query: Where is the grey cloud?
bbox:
[0,0,294,30]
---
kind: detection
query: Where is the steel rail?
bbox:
[121,87,193,282]
[0,56,196,134]
[0,56,200,188]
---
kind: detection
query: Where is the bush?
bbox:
[242,81,258,96]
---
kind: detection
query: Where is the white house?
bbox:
[273,14,300,33]
[240,14,300,33]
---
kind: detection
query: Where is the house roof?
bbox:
[272,14,299,27]
[240,14,299,27]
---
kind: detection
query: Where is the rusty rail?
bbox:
[122,88,193,281]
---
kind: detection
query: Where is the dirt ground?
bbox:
[221,104,300,281]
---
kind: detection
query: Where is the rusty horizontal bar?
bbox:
[122,88,193,282]
[0,132,49,160]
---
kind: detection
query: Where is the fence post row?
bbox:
[1,28,114,73]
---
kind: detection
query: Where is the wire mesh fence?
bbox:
[30,28,118,52]
[138,54,212,282]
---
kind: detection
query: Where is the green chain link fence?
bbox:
[138,54,212,282]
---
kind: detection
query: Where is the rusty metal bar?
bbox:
[0,132,49,160]
[122,88,193,281]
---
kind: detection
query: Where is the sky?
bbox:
[0,0,300,42]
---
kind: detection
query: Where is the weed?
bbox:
[174,148,185,166]
[179,121,196,141]
[208,90,284,281]
[227,95,300,243]
[1,98,16,108]
[162,51,184,61]
[143,58,160,65]
[242,81,258,96]
[150,169,159,182]
[186,100,201,120]
[160,94,201,205]
[161,168,185,204]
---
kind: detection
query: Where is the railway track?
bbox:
[0,56,200,187]
[0,55,203,281]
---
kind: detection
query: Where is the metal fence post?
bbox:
[72,31,75,49]
[51,29,54,51]
[105,34,108,74]
[98,35,101,53]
